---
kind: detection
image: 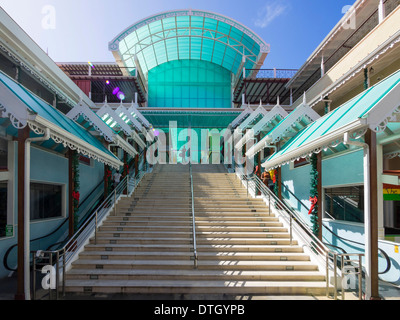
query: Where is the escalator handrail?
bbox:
[280,181,391,275]
[3,179,104,271]
[237,166,392,276]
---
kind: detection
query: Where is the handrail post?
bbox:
[95,211,98,245]
[326,252,329,297]
[268,192,271,216]
[32,252,36,301]
[246,178,249,199]
[358,255,363,300]
[189,163,198,269]
[334,253,338,300]
[290,212,293,246]
[114,189,117,216]
[55,251,59,300]
[341,255,345,300]
[49,253,53,300]
[62,248,66,297]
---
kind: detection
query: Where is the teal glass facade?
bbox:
[148,60,232,108]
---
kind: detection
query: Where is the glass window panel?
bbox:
[137,25,151,40]
[148,60,231,108]
[124,33,139,51]
[241,34,255,52]
[0,139,7,170]
[215,33,228,44]
[204,18,217,31]
[119,40,128,55]
[190,38,202,59]
[143,47,156,63]
[149,20,163,34]
[217,21,231,35]
[165,38,178,60]
[0,182,7,237]
[162,17,176,30]
[138,51,149,74]
[229,28,244,43]
[222,60,234,73]
[212,43,226,65]
[176,16,190,28]
[201,39,214,61]
[190,16,204,28]
[30,183,63,221]
[325,186,364,223]
[178,37,190,60]
[153,41,167,63]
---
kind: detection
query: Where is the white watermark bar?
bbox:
[144,122,256,175]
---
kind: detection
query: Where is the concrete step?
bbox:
[77,251,311,262]
[66,269,325,282]
[101,221,283,228]
[64,279,329,295]
[98,225,288,233]
[64,166,325,298]
[95,230,291,239]
[83,244,304,253]
[90,237,298,246]
[70,259,318,271]
[106,215,278,222]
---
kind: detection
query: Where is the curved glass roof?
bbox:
[109,9,270,79]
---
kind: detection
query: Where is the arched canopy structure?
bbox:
[109,9,270,82]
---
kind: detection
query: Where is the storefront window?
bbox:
[0,182,7,237]
[30,183,63,221]
[325,186,364,223]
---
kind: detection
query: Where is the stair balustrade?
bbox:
[31,170,147,300]
[234,166,364,300]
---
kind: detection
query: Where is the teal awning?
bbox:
[0,71,123,169]
[109,9,270,79]
[262,69,400,170]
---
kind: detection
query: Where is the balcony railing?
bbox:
[244,68,298,79]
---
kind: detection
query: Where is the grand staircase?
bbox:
[64,164,328,297]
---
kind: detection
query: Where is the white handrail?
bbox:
[189,162,198,269]
[32,169,147,299]
[234,166,365,299]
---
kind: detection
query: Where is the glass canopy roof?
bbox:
[109,9,270,79]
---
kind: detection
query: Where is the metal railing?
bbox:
[280,182,391,277]
[234,166,364,300]
[189,162,198,269]
[31,169,147,300]
[328,252,364,300]
[244,68,298,79]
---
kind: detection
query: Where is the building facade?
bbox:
[0,0,399,300]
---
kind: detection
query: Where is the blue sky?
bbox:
[0,0,355,69]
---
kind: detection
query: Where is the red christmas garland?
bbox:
[72,191,80,202]
[308,196,318,215]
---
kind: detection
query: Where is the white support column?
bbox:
[377,143,385,240]
[378,0,386,24]
[321,56,325,77]
[344,133,372,299]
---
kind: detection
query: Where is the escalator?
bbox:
[3,178,105,272]
[278,183,392,278]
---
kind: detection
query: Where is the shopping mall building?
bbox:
[1,0,400,300]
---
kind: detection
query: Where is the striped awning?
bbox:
[262,69,400,171]
[0,70,123,169]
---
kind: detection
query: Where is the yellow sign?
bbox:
[395,246,399,254]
